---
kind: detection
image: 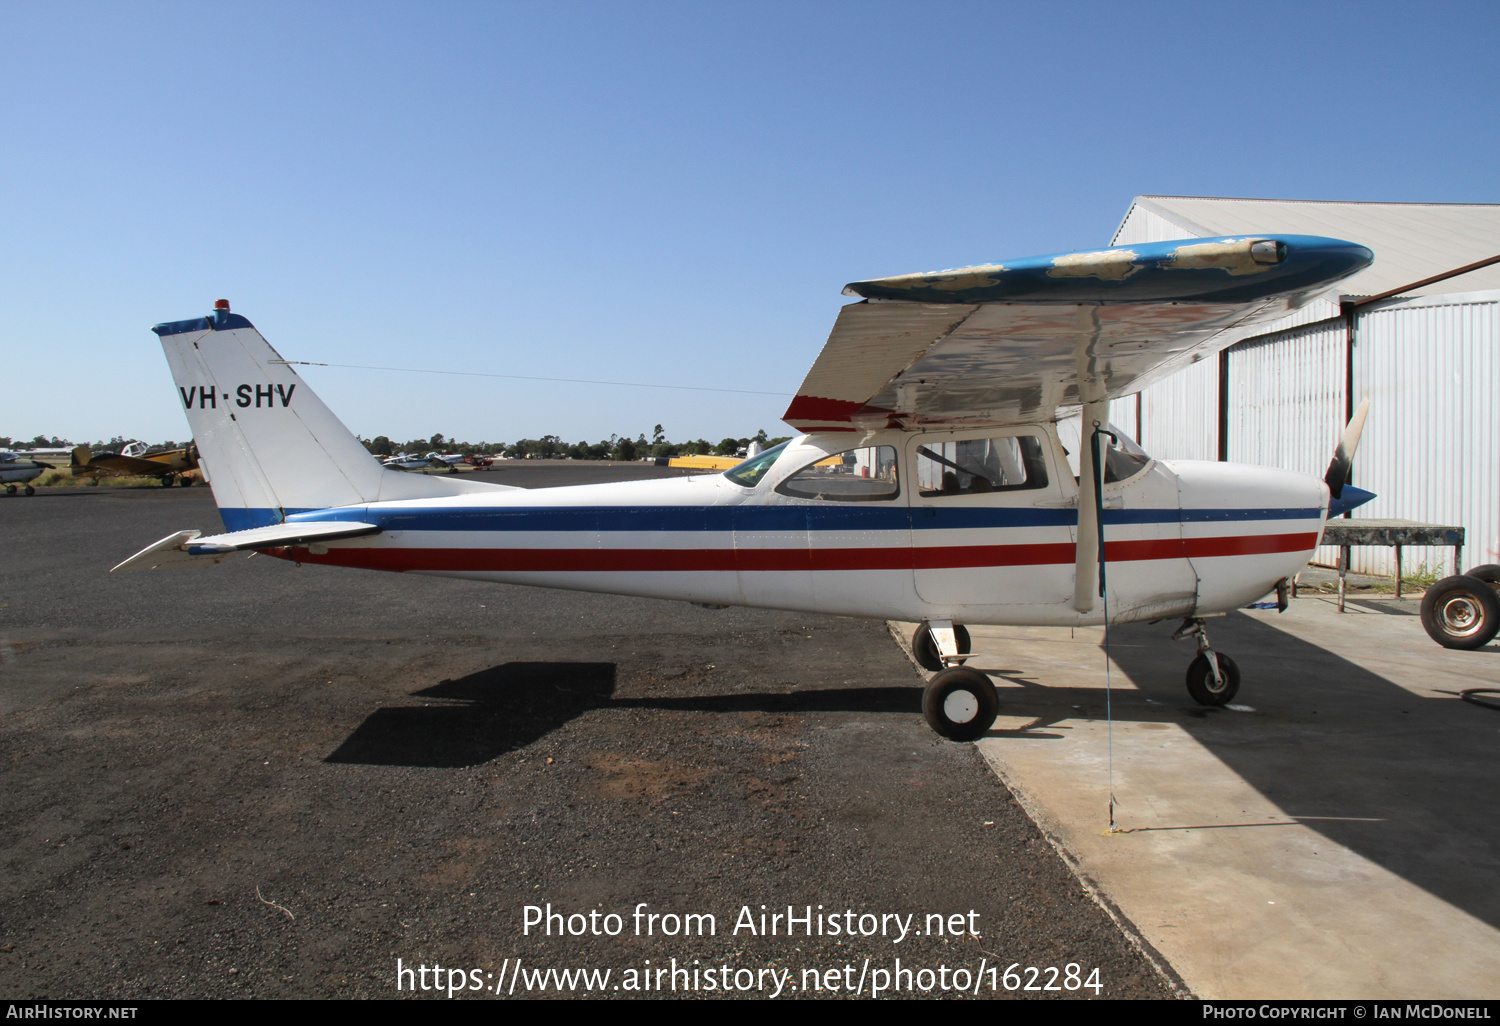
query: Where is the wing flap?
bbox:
[783,302,977,431]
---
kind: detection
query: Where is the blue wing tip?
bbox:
[846,234,1374,305]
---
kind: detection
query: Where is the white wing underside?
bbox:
[784,294,1306,432]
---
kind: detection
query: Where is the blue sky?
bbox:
[3,1,1495,447]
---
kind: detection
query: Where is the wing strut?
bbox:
[1073,400,1110,614]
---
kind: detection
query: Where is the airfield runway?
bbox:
[0,467,1174,1000]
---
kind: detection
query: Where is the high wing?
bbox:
[783,235,1372,433]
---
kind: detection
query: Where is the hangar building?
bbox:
[1105,196,1500,576]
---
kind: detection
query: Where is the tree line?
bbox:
[1,435,187,452]
[5,427,796,463]
[359,425,792,462]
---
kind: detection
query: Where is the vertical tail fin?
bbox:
[154,303,505,530]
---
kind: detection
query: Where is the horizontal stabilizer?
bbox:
[112,521,380,572]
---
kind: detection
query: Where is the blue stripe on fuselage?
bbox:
[219,507,314,531]
[238,504,1325,533]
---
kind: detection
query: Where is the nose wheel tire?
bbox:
[912,622,971,672]
[922,666,998,741]
[1186,652,1240,706]
[1421,575,1500,650]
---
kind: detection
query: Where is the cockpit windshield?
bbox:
[1055,417,1153,483]
[723,441,791,488]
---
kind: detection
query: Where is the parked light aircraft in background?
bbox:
[119,238,1389,739]
[381,452,467,473]
[71,441,200,487]
[0,452,54,495]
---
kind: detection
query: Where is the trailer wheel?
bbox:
[1462,564,1500,587]
[1421,575,1500,649]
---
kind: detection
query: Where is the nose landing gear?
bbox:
[1173,618,1240,706]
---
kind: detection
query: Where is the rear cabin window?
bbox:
[775,445,899,502]
[916,435,1048,497]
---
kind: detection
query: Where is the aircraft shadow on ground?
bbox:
[324,661,922,768]
[1098,610,1500,933]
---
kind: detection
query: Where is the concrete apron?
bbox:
[896,597,1500,999]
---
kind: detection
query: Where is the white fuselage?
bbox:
[0,456,46,486]
[273,426,1328,627]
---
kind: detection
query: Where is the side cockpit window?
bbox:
[1055,418,1153,484]
[1103,435,1151,483]
[775,445,899,502]
[916,435,1048,497]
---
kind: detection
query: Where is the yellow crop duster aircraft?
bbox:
[70,442,200,487]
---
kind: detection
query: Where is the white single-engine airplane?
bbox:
[119,236,1381,740]
[1,452,54,495]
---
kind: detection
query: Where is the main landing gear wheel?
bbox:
[4,484,15,496]
[1186,652,1240,706]
[923,666,998,741]
[24,485,34,496]
[1421,575,1500,650]
[912,622,971,672]
[160,474,175,487]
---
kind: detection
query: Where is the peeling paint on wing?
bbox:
[1167,238,1273,276]
[865,264,1006,293]
[1046,249,1141,281]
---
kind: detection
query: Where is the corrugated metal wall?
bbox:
[1351,293,1500,576]
[1137,357,1219,461]
[1227,320,1347,475]
[1224,318,1348,568]
[1108,394,1138,441]
[1120,291,1499,578]
[1112,199,1499,583]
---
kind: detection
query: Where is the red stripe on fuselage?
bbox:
[274,532,1318,573]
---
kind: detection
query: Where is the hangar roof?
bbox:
[1112,196,1500,298]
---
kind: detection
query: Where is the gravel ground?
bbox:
[0,472,1177,999]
